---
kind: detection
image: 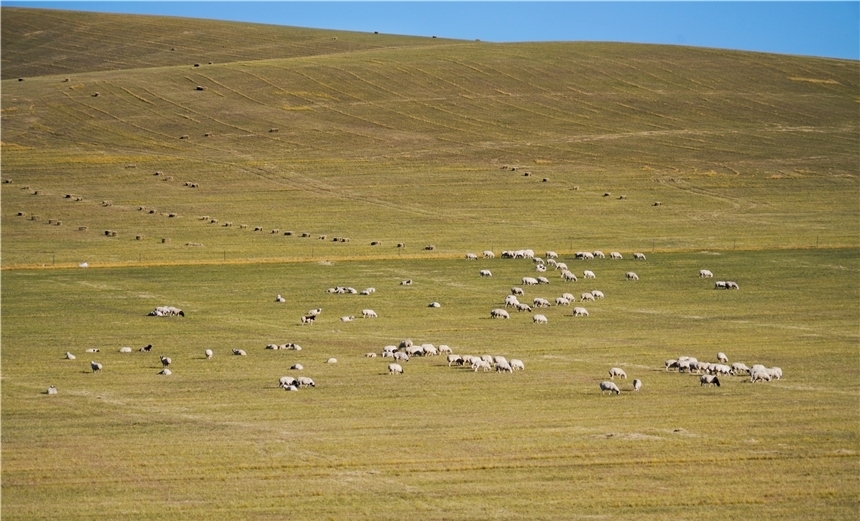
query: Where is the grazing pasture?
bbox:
[1,7,858,520]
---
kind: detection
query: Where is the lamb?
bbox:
[490,308,510,319]
[580,292,595,302]
[91,361,103,373]
[700,375,721,387]
[573,307,589,317]
[632,379,642,392]
[479,269,492,277]
[590,290,605,299]
[608,367,627,379]
[610,252,623,260]
[510,359,525,371]
[600,381,621,395]
[699,270,714,278]
[362,309,378,318]
[633,253,646,260]
[160,356,171,367]
[297,377,315,388]
[717,352,728,363]
[626,272,639,281]
[65,352,76,360]
[583,270,596,279]
[388,363,404,374]
[205,349,213,359]
[232,349,247,356]
[533,314,548,324]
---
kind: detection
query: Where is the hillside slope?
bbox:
[2,8,857,267]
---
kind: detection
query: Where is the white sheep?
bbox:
[405,345,425,357]
[292,363,303,370]
[510,359,525,371]
[608,367,627,379]
[279,376,297,388]
[232,349,247,356]
[472,360,492,372]
[119,346,132,353]
[400,279,413,286]
[556,297,571,306]
[365,352,377,358]
[573,307,589,317]
[533,297,551,307]
[632,379,642,391]
[91,361,102,372]
[65,352,76,360]
[561,270,578,282]
[490,308,511,319]
[439,345,452,354]
[726,281,739,290]
[205,349,213,359]
[750,368,771,383]
[479,269,492,277]
[546,251,558,259]
[388,363,403,374]
[496,361,513,373]
[47,385,59,394]
[504,295,520,308]
[626,272,639,281]
[340,315,355,322]
[633,253,646,260]
[730,362,750,375]
[466,253,478,260]
[554,262,568,271]
[326,358,337,364]
[665,359,678,371]
[522,276,539,286]
[583,270,596,279]
[275,294,286,303]
[590,290,605,299]
[515,303,532,312]
[767,367,782,380]
[160,356,171,367]
[297,377,315,388]
[537,276,550,284]
[535,264,547,273]
[511,287,524,295]
[699,270,714,278]
[717,352,728,363]
[447,354,463,366]
[533,314,548,324]
[393,352,410,362]
[362,309,378,318]
[360,287,376,295]
[700,375,721,387]
[600,381,620,395]
[483,250,495,259]
[714,281,728,289]
[610,252,623,260]
[593,251,606,259]
[86,348,100,353]
[580,292,595,302]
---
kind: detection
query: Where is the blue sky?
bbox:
[4,1,858,60]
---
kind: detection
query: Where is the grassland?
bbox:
[2,7,858,520]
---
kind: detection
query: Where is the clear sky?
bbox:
[4,1,858,60]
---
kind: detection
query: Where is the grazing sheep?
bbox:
[438,345,452,354]
[699,269,714,278]
[554,262,568,271]
[633,253,646,260]
[393,352,410,362]
[610,252,623,260]
[232,349,247,356]
[535,264,547,272]
[301,315,316,325]
[511,287,524,296]
[537,276,551,285]
[279,376,297,388]
[510,359,525,371]
[591,290,605,299]
[700,375,721,387]
[422,345,439,356]
[504,295,521,308]
[490,308,511,319]
[556,297,571,306]
[496,361,513,372]
[633,379,642,392]
[580,292,595,302]
[447,354,463,366]
[160,356,171,367]
[626,272,639,281]
[91,361,102,373]
[515,303,532,312]
[204,349,213,359]
[573,307,589,317]
[713,364,732,375]
[140,344,153,352]
[365,352,377,358]
[726,281,740,290]
[583,270,596,279]
[483,250,495,258]
[291,364,304,370]
[600,381,621,395]
[479,269,492,277]
[297,377,315,388]
[717,352,728,363]
[533,297,551,308]
[47,385,58,395]
[593,251,606,259]
[730,362,750,375]
[561,270,578,282]
[326,358,337,364]
[562,292,576,302]
[466,253,478,260]
[159,369,172,375]
[405,345,425,357]
[750,368,771,383]
[275,294,286,303]
[767,367,783,380]
[714,281,728,289]
[362,309,378,318]
[400,279,413,286]
[608,367,627,379]
[533,314,548,324]
[472,360,492,372]
[522,276,539,286]
[65,352,76,360]
[388,363,404,374]
[665,359,678,371]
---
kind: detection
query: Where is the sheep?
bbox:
[633,253,646,260]
[717,352,728,363]
[160,356,171,367]
[580,292,595,302]
[65,352,76,360]
[730,362,750,375]
[562,292,576,302]
[472,360,492,372]
[159,369,172,376]
[405,345,424,357]
[285,343,302,351]
[279,376,297,388]
[86,348,100,353]
[726,281,740,290]
[533,314,548,324]
[583,270,596,279]
[561,270,578,282]
[483,250,495,259]
[515,303,532,312]
[362,309,378,318]
[118,346,132,353]
[600,381,621,395]
[275,294,286,303]
[297,377,315,388]
[510,359,525,371]
[713,364,732,375]
[535,264,547,273]
[665,359,678,371]
[232,349,247,356]
[750,368,771,383]
[339,315,355,322]
[522,276,539,286]
[447,354,463,366]
[481,355,495,365]
[608,367,627,379]
[573,307,589,317]
[496,361,513,372]
[700,375,721,387]
[388,363,404,374]
[593,251,606,259]
[466,253,478,260]
[633,379,642,391]
[610,252,623,260]
[326,358,337,364]
[626,272,639,281]
[399,339,413,349]
[714,281,728,289]
[490,308,510,319]
[699,269,714,278]
[140,344,153,352]
[204,349,213,359]
[533,297,551,308]
[546,251,559,259]
[393,352,410,362]
[537,276,550,285]
[91,361,103,373]
[479,269,492,277]
[556,297,571,306]
[361,287,376,295]
[400,279,413,286]
[307,308,322,316]
[504,295,521,308]
[422,345,439,356]
[767,367,783,380]
[301,315,316,325]
[555,262,568,271]
[439,345,452,354]
[511,287,525,296]
[47,385,58,395]
[591,290,605,299]
[365,352,377,358]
